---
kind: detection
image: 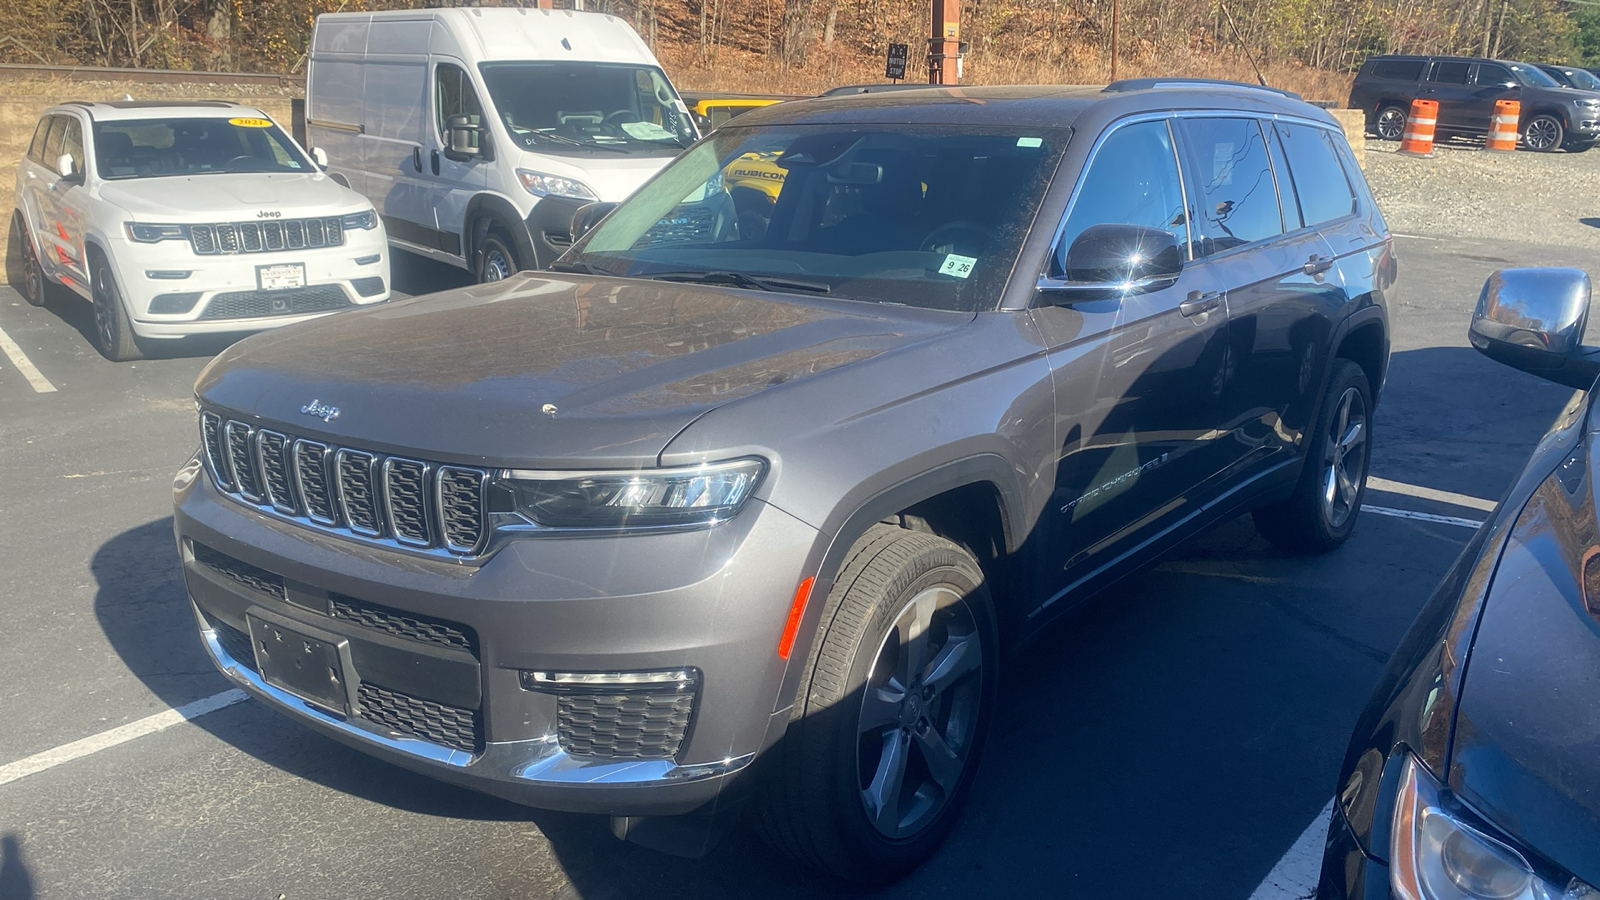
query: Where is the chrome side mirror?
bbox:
[1039,224,1183,299]
[1469,267,1600,389]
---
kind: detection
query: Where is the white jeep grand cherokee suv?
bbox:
[11,100,389,360]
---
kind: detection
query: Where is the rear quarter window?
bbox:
[26,118,51,164]
[1275,122,1356,226]
[1372,60,1424,81]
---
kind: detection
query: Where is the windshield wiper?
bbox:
[548,260,616,277]
[530,130,632,154]
[648,270,832,294]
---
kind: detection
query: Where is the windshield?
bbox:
[1511,63,1561,88]
[566,124,1069,312]
[92,117,311,179]
[480,62,695,154]
[1560,67,1600,90]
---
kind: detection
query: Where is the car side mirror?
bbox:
[444,114,489,162]
[1469,267,1600,389]
[311,146,329,170]
[571,201,619,243]
[57,153,84,185]
[1040,224,1183,298]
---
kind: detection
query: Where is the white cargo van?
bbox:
[306,8,696,282]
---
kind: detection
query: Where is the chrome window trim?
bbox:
[435,465,490,555]
[223,420,263,503]
[381,456,434,548]
[255,429,299,515]
[292,439,339,527]
[334,448,384,538]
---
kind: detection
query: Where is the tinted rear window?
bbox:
[1275,122,1356,226]
[1372,60,1424,81]
[1429,61,1471,84]
[1179,117,1284,253]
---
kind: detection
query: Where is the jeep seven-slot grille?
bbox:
[189,217,344,255]
[200,411,488,556]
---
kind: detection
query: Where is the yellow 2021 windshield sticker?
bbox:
[228,117,273,128]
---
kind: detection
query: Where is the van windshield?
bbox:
[563,123,1070,312]
[93,117,311,179]
[480,62,695,155]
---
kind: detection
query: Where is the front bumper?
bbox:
[174,457,819,815]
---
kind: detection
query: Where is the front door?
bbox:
[1464,62,1520,133]
[1032,117,1232,584]
[424,59,489,264]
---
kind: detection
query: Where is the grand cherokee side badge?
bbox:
[300,399,341,422]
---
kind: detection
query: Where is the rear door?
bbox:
[1422,59,1475,131]
[33,116,72,284]
[1032,116,1231,579]
[15,117,56,263]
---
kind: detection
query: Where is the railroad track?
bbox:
[0,62,302,87]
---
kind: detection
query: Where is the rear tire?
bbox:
[475,230,519,283]
[11,211,45,307]
[1253,360,1371,553]
[752,525,998,884]
[1374,105,1408,141]
[90,253,142,362]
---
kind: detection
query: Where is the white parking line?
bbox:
[0,689,247,788]
[1367,477,1496,512]
[1247,798,1335,900]
[1361,504,1484,529]
[0,323,56,393]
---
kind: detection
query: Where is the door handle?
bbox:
[1180,290,1222,318]
[430,150,440,176]
[413,147,423,172]
[1303,254,1334,276]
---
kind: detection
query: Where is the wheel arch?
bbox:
[1335,315,1389,407]
[463,193,537,272]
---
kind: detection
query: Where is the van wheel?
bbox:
[1523,114,1564,152]
[90,254,142,362]
[476,231,519,283]
[753,525,997,884]
[11,211,45,307]
[1253,360,1371,553]
[1375,105,1408,141]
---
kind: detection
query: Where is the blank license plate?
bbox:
[246,613,350,714]
[257,263,306,291]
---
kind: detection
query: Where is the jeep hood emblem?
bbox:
[300,399,341,423]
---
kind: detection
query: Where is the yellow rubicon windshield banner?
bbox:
[228,117,273,128]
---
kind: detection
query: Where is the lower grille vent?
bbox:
[329,595,477,654]
[193,543,286,600]
[358,682,482,754]
[556,692,696,761]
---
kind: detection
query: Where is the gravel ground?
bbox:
[1363,139,1600,250]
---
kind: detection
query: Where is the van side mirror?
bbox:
[1039,224,1183,297]
[1469,267,1600,389]
[571,202,619,243]
[57,153,84,185]
[444,114,488,162]
[311,147,329,170]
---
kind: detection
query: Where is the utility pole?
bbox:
[928,0,961,84]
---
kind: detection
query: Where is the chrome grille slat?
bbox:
[203,413,487,557]
[223,421,262,502]
[186,218,344,255]
[335,449,382,537]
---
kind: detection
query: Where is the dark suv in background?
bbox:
[1350,54,1600,151]
[175,80,1393,882]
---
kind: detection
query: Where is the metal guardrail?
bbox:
[0,63,303,87]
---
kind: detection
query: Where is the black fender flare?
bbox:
[464,194,539,272]
[1331,303,1390,404]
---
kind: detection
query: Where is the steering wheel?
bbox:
[604,110,641,125]
[920,221,991,255]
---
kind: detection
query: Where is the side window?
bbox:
[41,117,68,174]
[26,118,51,164]
[1276,122,1356,226]
[1474,63,1514,87]
[1263,124,1301,232]
[435,63,484,143]
[1429,61,1471,85]
[60,118,85,177]
[1053,119,1190,272]
[1178,117,1284,255]
[1373,60,1424,81]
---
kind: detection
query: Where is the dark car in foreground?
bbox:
[175,80,1393,882]
[1350,54,1600,151]
[1319,268,1600,899]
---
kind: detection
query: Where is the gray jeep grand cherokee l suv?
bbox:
[174,80,1393,882]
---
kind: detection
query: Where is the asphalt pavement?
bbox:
[0,235,1582,899]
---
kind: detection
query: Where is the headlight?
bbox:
[1392,754,1598,900]
[340,209,377,230]
[126,223,186,243]
[495,457,766,530]
[516,169,600,202]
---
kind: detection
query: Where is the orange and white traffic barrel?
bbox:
[1486,99,1520,151]
[1398,99,1437,158]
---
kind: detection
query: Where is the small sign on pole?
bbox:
[885,43,908,82]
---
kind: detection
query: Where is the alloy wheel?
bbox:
[1376,107,1407,141]
[857,584,983,840]
[1525,117,1562,151]
[1320,386,1368,530]
[93,270,117,351]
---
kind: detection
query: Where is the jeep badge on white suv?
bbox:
[11,100,389,361]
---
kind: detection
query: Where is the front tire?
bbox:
[1253,360,1371,553]
[753,525,998,884]
[90,254,142,361]
[475,230,519,283]
[1523,114,1565,152]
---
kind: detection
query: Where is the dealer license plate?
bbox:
[257,263,306,291]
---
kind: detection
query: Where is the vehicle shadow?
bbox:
[0,833,34,900]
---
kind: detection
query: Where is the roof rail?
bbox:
[1101,77,1303,101]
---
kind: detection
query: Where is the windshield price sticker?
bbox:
[229,117,273,128]
[938,254,977,279]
